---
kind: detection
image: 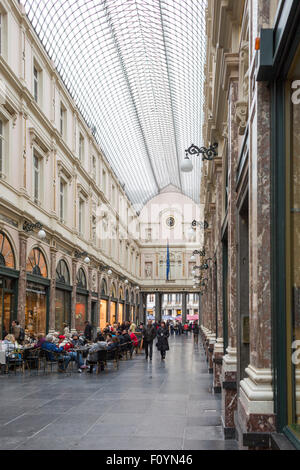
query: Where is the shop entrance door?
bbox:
[0,278,14,339]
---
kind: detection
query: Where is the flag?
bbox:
[166,239,170,280]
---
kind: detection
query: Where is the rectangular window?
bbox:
[92,156,96,180]
[79,198,84,235]
[0,13,2,56]
[0,119,3,176]
[102,169,106,194]
[59,178,66,223]
[33,66,39,102]
[287,47,300,438]
[92,214,96,242]
[79,134,84,162]
[33,154,40,203]
[60,103,66,137]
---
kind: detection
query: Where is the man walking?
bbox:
[143,320,157,360]
[84,321,93,341]
[193,320,199,345]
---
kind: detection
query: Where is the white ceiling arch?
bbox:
[21,0,207,210]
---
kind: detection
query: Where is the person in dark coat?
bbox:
[156,321,169,360]
[143,320,156,360]
[193,320,200,344]
[84,321,93,341]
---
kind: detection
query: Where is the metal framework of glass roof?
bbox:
[21,0,207,210]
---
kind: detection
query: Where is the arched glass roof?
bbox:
[21,0,207,209]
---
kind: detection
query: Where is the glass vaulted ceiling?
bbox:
[21,0,207,210]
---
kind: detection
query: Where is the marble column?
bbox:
[87,266,92,322]
[155,292,162,323]
[221,77,239,439]
[48,247,57,333]
[213,166,225,393]
[71,258,77,333]
[182,292,187,324]
[17,232,28,327]
[237,80,275,443]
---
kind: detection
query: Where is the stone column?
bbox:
[17,232,28,327]
[87,266,92,322]
[213,165,225,393]
[182,292,187,324]
[155,292,162,323]
[237,79,275,444]
[71,258,77,333]
[48,247,57,333]
[221,75,239,439]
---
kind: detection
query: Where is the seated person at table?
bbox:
[71,333,84,348]
[34,333,46,349]
[58,335,72,352]
[87,340,108,373]
[95,329,105,342]
[3,334,18,353]
[107,336,119,351]
[122,330,132,344]
[41,334,70,372]
[129,331,139,348]
[116,330,126,344]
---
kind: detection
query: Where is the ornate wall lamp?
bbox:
[74,250,90,264]
[190,248,206,261]
[181,143,218,172]
[23,220,46,240]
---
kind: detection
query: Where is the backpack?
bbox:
[19,327,25,342]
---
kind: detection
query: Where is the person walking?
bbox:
[156,321,169,360]
[143,320,156,360]
[193,320,199,345]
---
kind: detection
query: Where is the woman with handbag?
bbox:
[156,321,169,360]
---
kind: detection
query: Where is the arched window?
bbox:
[26,247,48,277]
[76,268,87,289]
[101,278,108,296]
[131,292,134,304]
[111,284,116,298]
[119,287,124,300]
[56,259,70,284]
[125,289,129,302]
[0,232,15,269]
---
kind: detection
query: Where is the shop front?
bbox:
[100,298,108,329]
[258,0,300,448]
[25,247,49,336]
[55,259,71,333]
[109,299,117,325]
[118,301,124,324]
[0,231,18,339]
[75,267,88,334]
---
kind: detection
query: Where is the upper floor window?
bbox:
[0,119,5,177]
[0,9,7,58]
[33,153,41,204]
[79,133,84,162]
[102,169,106,194]
[92,155,96,180]
[78,198,85,236]
[60,103,66,137]
[59,178,66,223]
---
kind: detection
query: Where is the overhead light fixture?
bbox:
[180,155,194,173]
[124,279,129,284]
[84,256,90,264]
[23,221,46,240]
[190,254,196,262]
[107,269,112,276]
[181,143,218,174]
[38,229,46,240]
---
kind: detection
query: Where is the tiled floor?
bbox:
[0,335,239,450]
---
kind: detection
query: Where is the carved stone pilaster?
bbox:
[235,101,248,135]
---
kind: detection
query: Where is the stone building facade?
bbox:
[0,0,198,340]
[199,0,300,450]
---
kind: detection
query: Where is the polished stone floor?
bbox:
[0,335,238,450]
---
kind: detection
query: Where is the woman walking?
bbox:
[156,321,169,360]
